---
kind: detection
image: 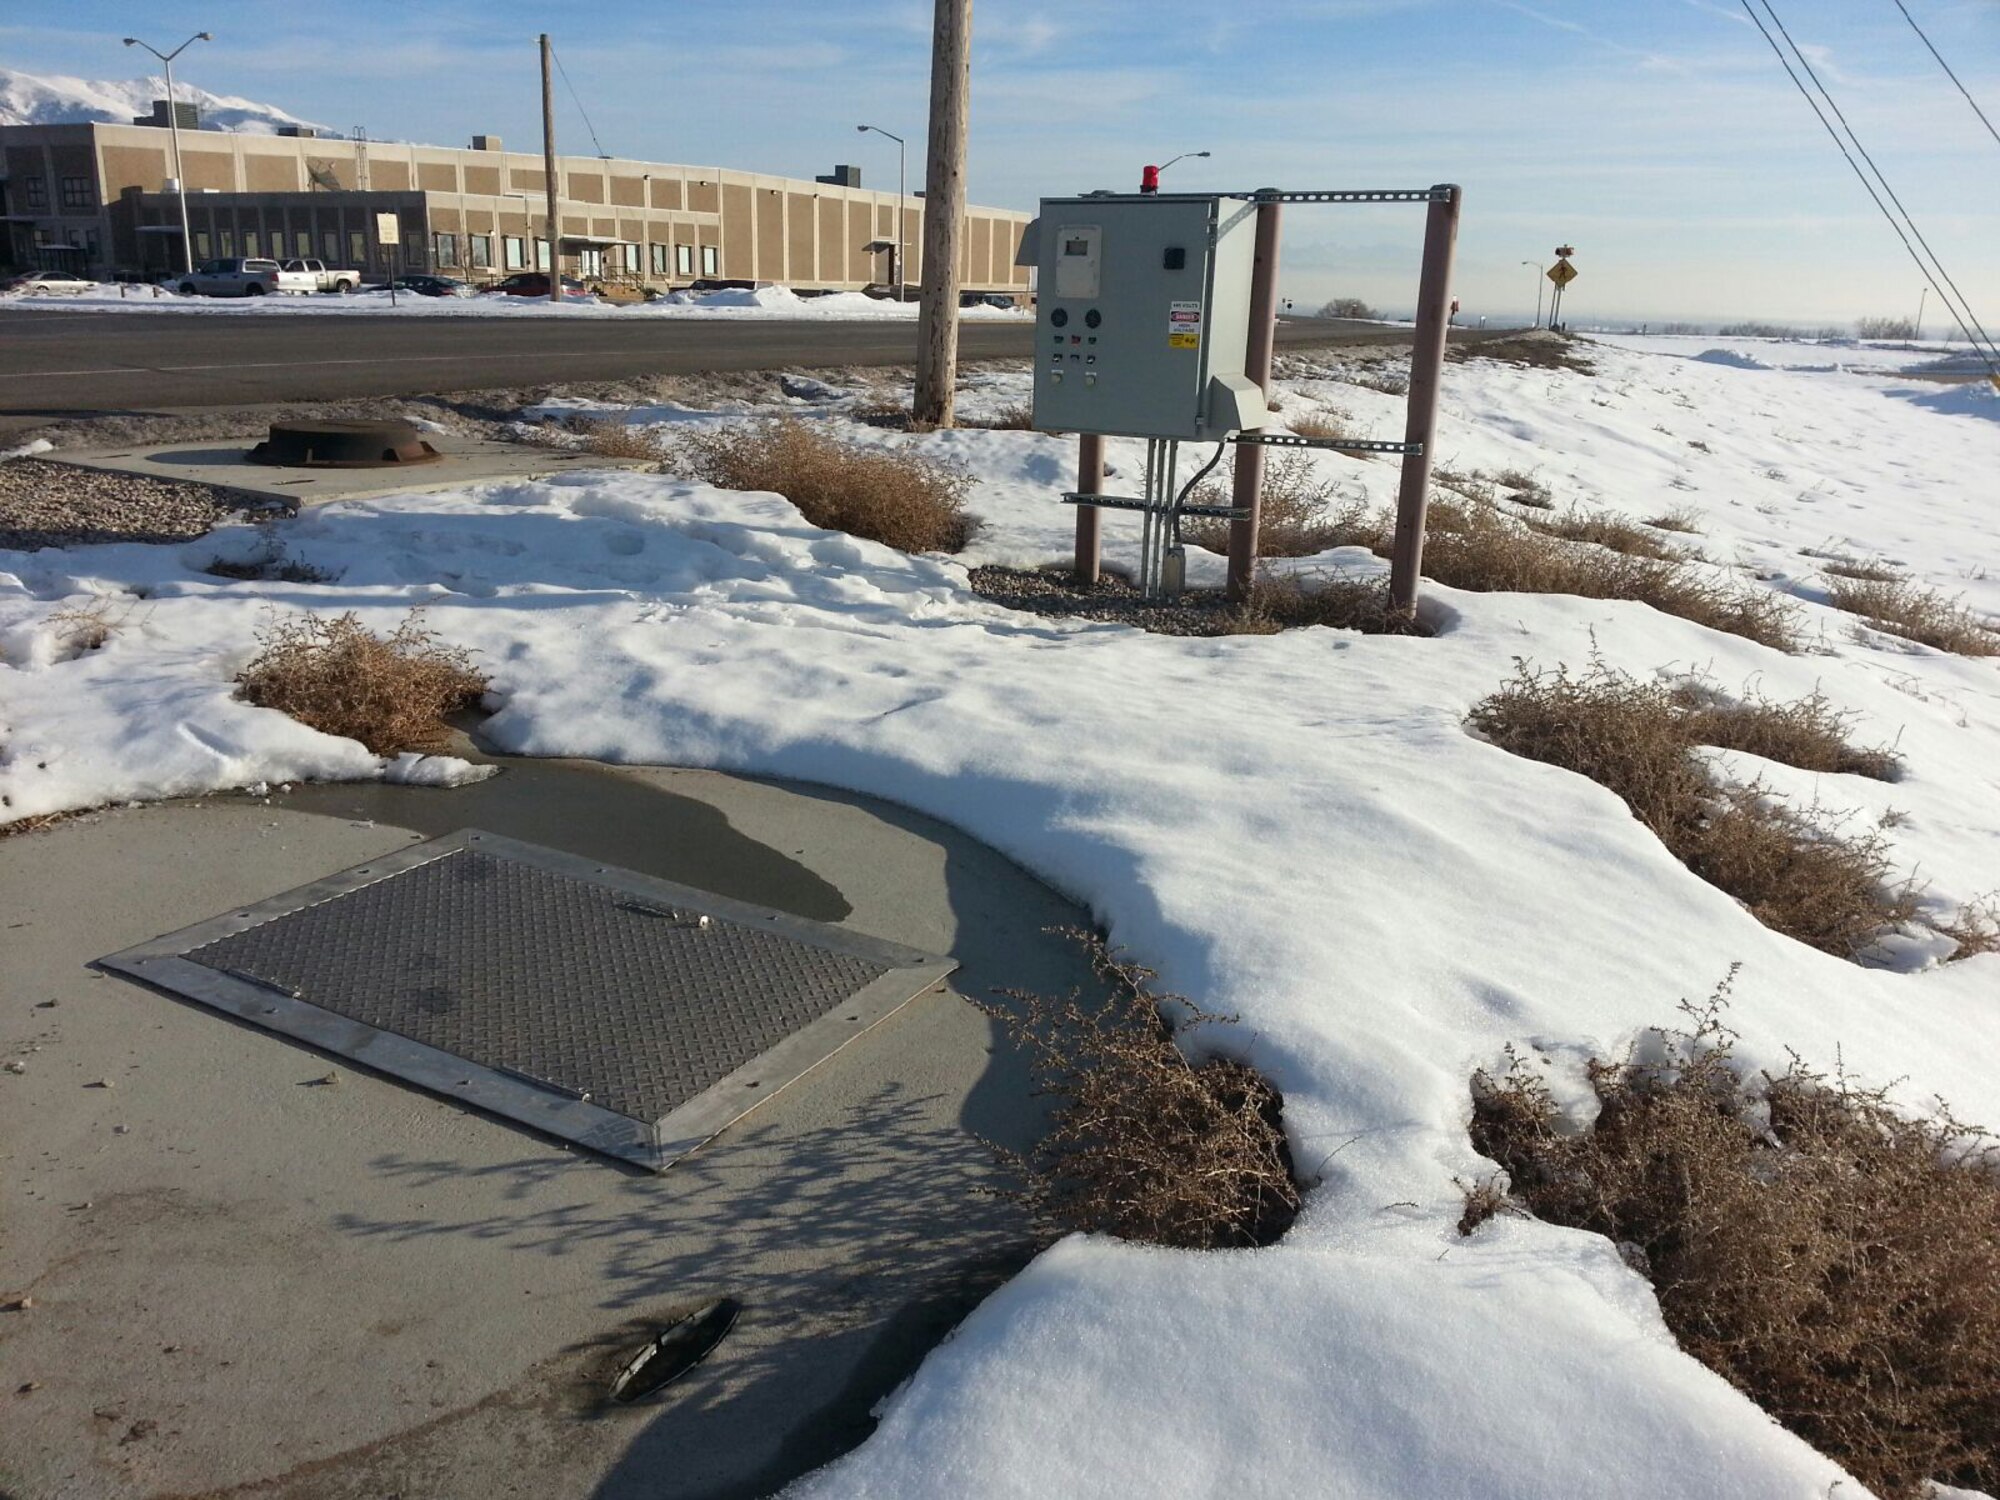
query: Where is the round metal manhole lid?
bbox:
[248,418,443,469]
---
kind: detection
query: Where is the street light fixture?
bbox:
[123,32,211,276]
[1141,149,1210,193]
[1521,259,1543,330]
[856,123,906,300]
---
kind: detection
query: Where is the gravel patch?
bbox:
[970,565,1255,637]
[0,458,238,551]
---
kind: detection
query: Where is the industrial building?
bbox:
[0,110,1033,295]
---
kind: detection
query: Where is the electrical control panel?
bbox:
[1028,194,1267,442]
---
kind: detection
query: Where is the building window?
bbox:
[503,235,525,269]
[536,239,551,271]
[348,230,366,266]
[295,230,311,258]
[220,228,236,256]
[60,176,94,210]
[676,243,693,276]
[323,230,339,261]
[404,231,424,263]
[432,232,458,266]
[622,243,640,273]
[470,233,492,269]
[84,228,100,257]
[700,244,717,276]
[195,231,212,259]
[244,230,260,258]
[650,242,667,275]
[24,177,47,209]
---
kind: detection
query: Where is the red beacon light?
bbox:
[1139,164,1160,194]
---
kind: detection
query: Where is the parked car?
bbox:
[278,258,362,293]
[383,274,474,298]
[174,258,286,297]
[481,272,586,297]
[1,269,94,295]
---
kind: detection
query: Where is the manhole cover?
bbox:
[248,418,442,468]
[97,831,956,1169]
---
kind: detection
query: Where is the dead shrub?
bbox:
[1826,576,2000,657]
[1184,452,1381,558]
[1287,410,1347,442]
[1525,506,1690,561]
[237,610,487,756]
[1646,505,1703,535]
[1471,1000,2000,1500]
[1821,557,1902,584]
[576,418,666,462]
[980,934,1300,1250]
[1239,573,1431,636]
[1492,468,1554,509]
[668,415,977,553]
[1676,685,1901,780]
[48,600,118,654]
[1938,896,2000,961]
[1421,502,1800,651]
[205,527,336,584]
[963,402,1036,431]
[850,394,915,430]
[1467,661,1914,958]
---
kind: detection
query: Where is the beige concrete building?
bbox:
[0,118,1033,295]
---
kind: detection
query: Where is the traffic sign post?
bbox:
[1545,244,1577,329]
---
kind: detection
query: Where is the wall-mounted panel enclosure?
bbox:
[1031,194,1265,441]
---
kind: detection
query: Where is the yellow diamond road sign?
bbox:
[1547,258,1578,288]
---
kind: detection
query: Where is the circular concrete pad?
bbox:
[0,761,1096,1500]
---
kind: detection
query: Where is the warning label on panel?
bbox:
[1168,299,1202,349]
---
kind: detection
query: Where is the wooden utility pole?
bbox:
[912,0,972,429]
[541,34,561,305]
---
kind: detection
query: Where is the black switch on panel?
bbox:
[1163,246,1187,270]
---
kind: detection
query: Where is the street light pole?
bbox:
[1521,259,1542,329]
[123,31,211,276]
[856,124,906,300]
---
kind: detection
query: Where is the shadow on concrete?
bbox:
[274,754,852,925]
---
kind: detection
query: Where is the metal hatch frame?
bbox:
[96,830,958,1171]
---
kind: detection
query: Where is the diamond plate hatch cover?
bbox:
[97,830,957,1170]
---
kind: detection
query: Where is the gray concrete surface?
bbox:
[0,756,1097,1499]
[38,432,652,509]
[0,308,1430,418]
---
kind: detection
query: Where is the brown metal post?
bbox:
[1226,199,1282,603]
[1388,184,1461,617]
[1074,433,1104,583]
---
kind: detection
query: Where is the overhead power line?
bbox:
[1890,0,2000,151]
[1738,0,1999,372]
[548,42,610,159]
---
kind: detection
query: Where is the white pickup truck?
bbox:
[278,258,362,294]
[173,257,363,296]
[174,258,286,296]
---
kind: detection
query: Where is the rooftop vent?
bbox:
[471,135,503,152]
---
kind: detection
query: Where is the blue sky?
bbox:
[7,0,1997,326]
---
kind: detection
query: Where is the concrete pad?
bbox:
[36,433,650,509]
[0,758,1093,1499]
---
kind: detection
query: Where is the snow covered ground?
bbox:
[3,336,1996,1497]
[0,282,1029,320]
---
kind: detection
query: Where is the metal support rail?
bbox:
[1230,432,1423,456]
[1060,493,1249,520]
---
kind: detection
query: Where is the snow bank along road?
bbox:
[0,309,1444,415]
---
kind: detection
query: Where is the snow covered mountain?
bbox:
[0,65,321,134]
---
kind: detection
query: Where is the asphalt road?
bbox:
[0,307,1428,417]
